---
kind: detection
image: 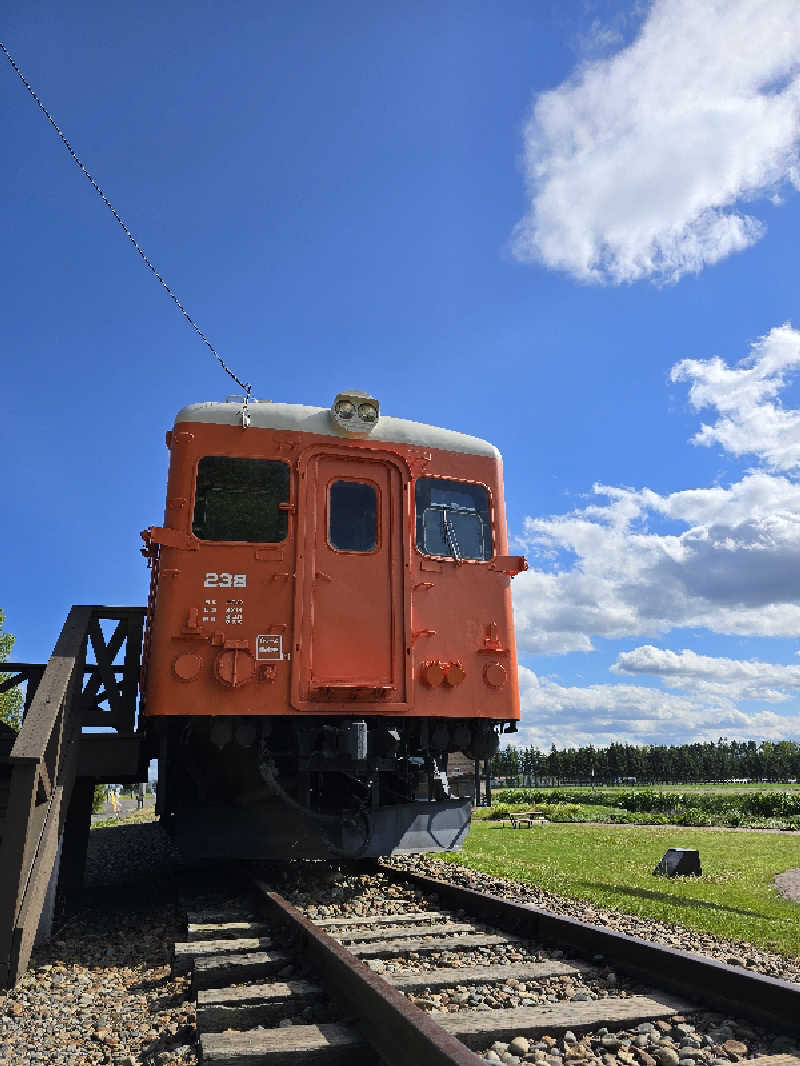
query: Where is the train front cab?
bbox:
[141,396,524,858]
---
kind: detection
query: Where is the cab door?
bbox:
[292,449,407,707]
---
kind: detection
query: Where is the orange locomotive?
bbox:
[140,391,525,857]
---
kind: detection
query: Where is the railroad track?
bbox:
[171,864,800,1066]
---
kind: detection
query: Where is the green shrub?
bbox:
[543,804,582,822]
[491,787,800,825]
[676,808,712,826]
[486,804,513,821]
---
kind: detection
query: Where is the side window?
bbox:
[415,478,492,561]
[193,457,290,542]
[329,481,377,552]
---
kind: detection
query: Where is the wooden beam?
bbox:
[436,994,690,1046]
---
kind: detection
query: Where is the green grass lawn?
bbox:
[506,783,800,792]
[440,820,800,957]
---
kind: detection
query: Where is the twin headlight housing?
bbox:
[330,390,380,437]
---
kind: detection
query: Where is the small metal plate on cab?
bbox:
[256,634,283,660]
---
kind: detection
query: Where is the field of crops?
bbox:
[487,787,800,829]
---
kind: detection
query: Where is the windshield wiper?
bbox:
[441,509,462,562]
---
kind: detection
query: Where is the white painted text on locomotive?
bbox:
[204,572,247,588]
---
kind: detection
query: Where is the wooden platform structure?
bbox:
[0,605,146,987]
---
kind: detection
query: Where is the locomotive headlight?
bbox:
[330,390,380,437]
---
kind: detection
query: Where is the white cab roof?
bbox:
[175,401,500,459]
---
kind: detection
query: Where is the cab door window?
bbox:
[415,477,491,561]
[192,457,290,542]
[328,480,378,552]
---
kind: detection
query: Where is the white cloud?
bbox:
[513,0,800,283]
[513,470,800,653]
[516,665,800,750]
[613,644,800,701]
[520,664,701,721]
[672,323,800,469]
[513,326,800,653]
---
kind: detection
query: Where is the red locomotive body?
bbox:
[141,393,524,858]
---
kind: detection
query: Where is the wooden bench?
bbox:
[507,809,548,828]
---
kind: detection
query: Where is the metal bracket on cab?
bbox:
[143,526,198,551]
[490,555,528,577]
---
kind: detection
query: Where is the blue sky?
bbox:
[4,0,800,750]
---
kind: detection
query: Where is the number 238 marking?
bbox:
[204,572,247,588]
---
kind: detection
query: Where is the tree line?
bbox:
[490,738,800,784]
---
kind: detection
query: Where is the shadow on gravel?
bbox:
[31,822,210,972]
[576,881,767,918]
[128,974,175,993]
[35,897,181,970]
[147,988,190,1011]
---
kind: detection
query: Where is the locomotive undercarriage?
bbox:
[150,714,501,859]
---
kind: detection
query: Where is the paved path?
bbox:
[91,795,155,822]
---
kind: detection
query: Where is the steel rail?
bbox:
[379,864,800,1037]
[250,878,484,1066]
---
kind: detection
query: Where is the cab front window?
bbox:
[328,480,378,552]
[192,457,290,542]
[415,478,492,561]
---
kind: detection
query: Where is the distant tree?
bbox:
[606,742,624,781]
[489,749,502,778]
[575,744,593,780]
[626,744,645,779]
[519,745,534,783]
[742,740,759,779]
[504,745,521,780]
[0,609,23,733]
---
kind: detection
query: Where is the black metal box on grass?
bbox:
[653,848,701,877]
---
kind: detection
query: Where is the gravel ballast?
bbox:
[0,817,198,1066]
[276,860,800,1063]
[2,823,799,1065]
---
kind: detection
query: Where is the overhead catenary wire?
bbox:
[1,40,253,398]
